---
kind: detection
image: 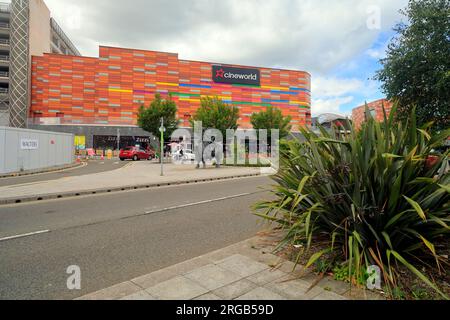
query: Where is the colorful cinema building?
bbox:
[29,46,312,150]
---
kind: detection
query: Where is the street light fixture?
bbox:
[160,117,166,176]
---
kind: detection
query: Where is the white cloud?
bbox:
[310,76,365,115]
[312,77,364,98]
[366,41,390,59]
[312,96,354,116]
[366,48,385,59]
[41,0,408,74]
[10,0,405,115]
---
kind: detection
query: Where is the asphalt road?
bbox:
[0,160,130,187]
[0,176,273,300]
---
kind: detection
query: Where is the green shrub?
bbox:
[255,105,450,299]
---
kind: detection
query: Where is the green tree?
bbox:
[375,0,450,131]
[250,106,292,140]
[190,97,240,136]
[137,94,179,140]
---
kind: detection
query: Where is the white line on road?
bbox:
[0,230,50,242]
[144,193,252,215]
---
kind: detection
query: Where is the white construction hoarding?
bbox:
[0,126,74,174]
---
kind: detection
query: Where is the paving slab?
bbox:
[164,257,212,276]
[201,247,244,263]
[343,288,386,300]
[275,260,303,274]
[120,290,156,300]
[145,276,209,300]
[235,287,286,300]
[246,269,286,286]
[313,291,348,300]
[131,268,178,290]
[265,275,324,300]
[77,235,381,301]
[213,279,257,300]
[216,254,269,277]
[76,281,142,300]
[184,264,243,291]
[317,277,351,295]
[243,250,281,266]
[194,293,222,300]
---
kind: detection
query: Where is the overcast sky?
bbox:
[26,0,409,116]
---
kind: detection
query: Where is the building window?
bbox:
[365,109,377,121]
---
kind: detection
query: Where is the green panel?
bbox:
[232,84,261,88]
[169,92,201,98]
[231,101,271,107]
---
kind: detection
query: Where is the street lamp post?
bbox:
[117,128,121,155]
[160,117,165,176]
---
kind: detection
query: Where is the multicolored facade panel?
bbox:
[352,99,393,130]
[31,46,312,131]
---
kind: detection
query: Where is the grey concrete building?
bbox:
[0,0,80,128]
[0,0,155,151]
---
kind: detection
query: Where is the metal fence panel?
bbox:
[0,126,74,174]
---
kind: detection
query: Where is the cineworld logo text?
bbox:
[212,66,261,86]
[216,69,258,81]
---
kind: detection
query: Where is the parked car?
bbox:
[172,149,196,163]
[120,146,155,161]
[182,149,196,162]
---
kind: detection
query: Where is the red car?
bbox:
[120,146,155,161]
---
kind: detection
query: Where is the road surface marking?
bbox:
[0,230,50,242]
[144,193,251,215]
[117,162,134,170]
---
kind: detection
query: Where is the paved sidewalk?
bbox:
[0,162,262,204]
[77,235,385,300]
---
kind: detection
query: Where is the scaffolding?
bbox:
[9,0,29,128]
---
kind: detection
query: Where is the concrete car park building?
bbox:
[0,0,80,128]
[29,46,312,150]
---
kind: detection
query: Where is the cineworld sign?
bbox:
[212,65,261,86]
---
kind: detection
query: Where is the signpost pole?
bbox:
[160,117,164,176]
[117,128,121,156]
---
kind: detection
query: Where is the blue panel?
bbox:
[270,90,298,95]
[179,83,212,89]
[262,98,290,103]
[289,87,310,92]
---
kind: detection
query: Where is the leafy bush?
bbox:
[255,106,450,298]
[137,94,179,140]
